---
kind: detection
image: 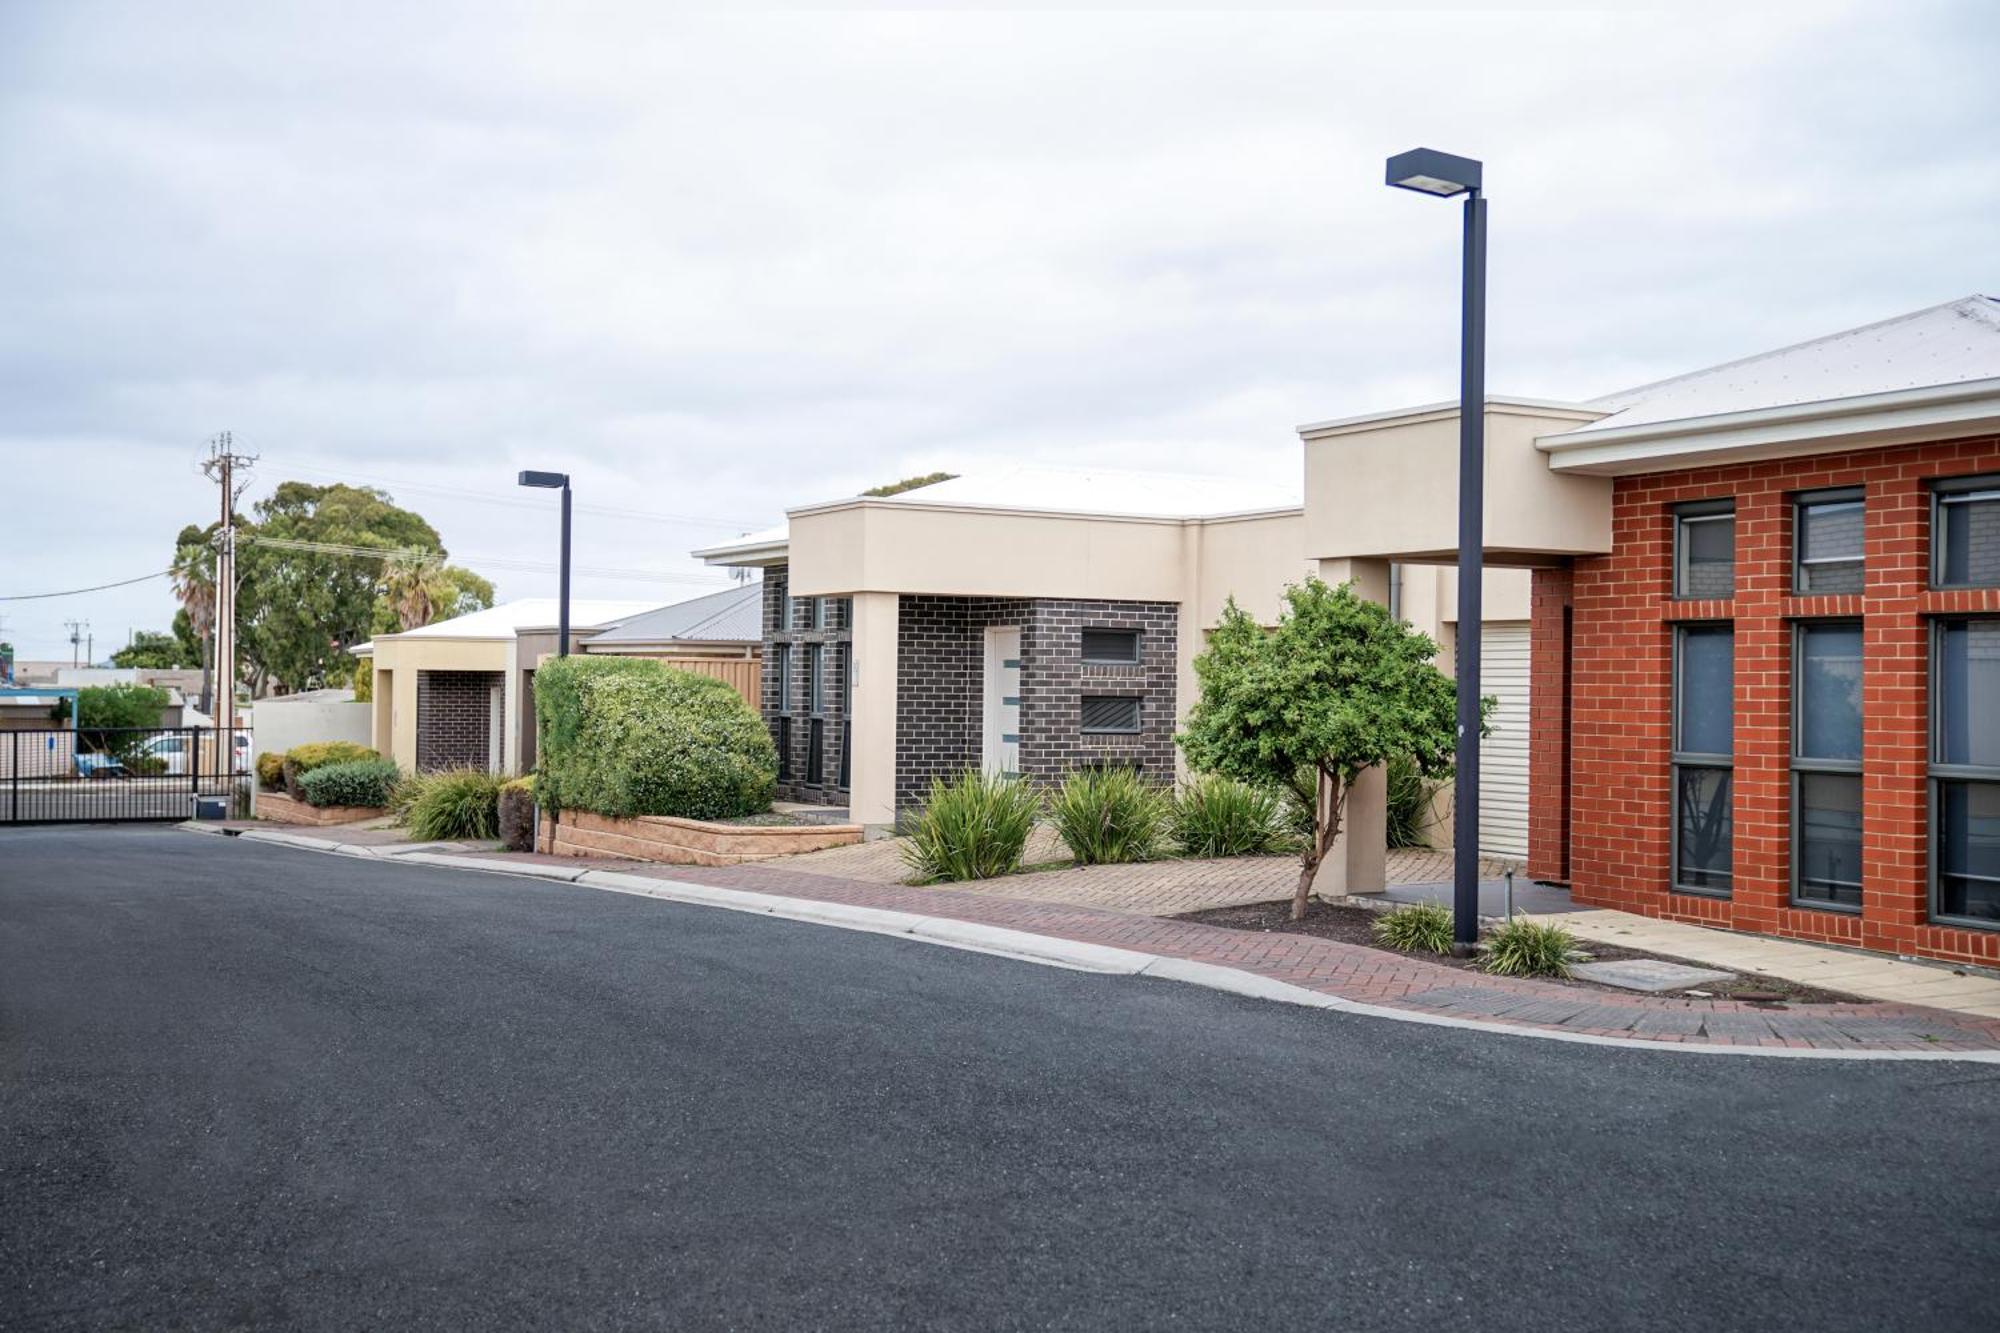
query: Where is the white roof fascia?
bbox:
[783,496,1305,527]
[1298,395,1601,440]
[1537,376,2000,476]
[694,536,790,566]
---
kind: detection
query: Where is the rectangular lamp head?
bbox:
[1385,147,1482,197]
[517,470,569,489]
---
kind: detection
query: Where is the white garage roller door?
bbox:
[1477,623,1531,861]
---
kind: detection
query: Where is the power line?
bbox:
[240,534,732,586]
[0,570,174,601]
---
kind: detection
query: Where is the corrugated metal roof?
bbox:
[1569,294,2000,436]
[373,598,668,641]
[586,582,763,645]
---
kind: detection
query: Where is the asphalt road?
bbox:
[4,827,1998,1331]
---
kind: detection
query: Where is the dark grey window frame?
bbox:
[1931,474,2000,590]
[811,596,828,630]
[772,642,791,714]
[1080,628,1143,665]
[1790,620,1864,912]
[1792,487,1866,595]
[1671,622,1734,897]
[806,642,824,716]
[1673,498,1736,600]
[1929,616,2000,929]
[1079,694,1143,735]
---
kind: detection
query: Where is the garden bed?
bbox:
[538,808,863,865]
[1175,899,1867,1005]
[256,790,389,827]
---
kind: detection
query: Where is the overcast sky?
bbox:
[2,2,1995,659]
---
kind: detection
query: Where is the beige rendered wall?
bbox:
[368,637,509,772]
[1302,404,1614,564]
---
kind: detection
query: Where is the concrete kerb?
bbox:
[181,824,2000,1063]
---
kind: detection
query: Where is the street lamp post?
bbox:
[1386,147,1486,951]
[517,470,573,656]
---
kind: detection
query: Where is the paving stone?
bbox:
[1569,959,1735,993]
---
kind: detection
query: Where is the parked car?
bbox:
[77,732,249,779]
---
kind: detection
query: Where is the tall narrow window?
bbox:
[1795,489,1865,594]
[1793,622,1863,908]
[1932,620,2000,924]
[1934,476,2000,589]
[772,643,791,714]
[812,597,828,630]
[1674,501,1735,599]
[807,643,824,715]
[1673,624,1734,895]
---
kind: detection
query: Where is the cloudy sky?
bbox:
[2,2,1995,660]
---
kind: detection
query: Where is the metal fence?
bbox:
[2,726,253,825]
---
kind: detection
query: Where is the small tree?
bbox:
[1179,579,1467,920]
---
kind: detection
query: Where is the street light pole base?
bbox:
[1450,942,1481,959]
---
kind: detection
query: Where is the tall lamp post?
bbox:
[517,470,573,656]
[1386,147,1486,950]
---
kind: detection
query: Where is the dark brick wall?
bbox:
[762,566,852,804]
[894,595,1177,809]
[416,670,502,772]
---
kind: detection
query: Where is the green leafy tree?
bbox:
[70,683,171,762]
[1178,578,1469,920]
[372,555,494,635]
[171,609,204,666]
[862,471,957,497]
[236,483,443,693]
[112,630,195,670]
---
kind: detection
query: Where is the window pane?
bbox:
[1676,625,1734,757]
[807,644,824,713]
[1081,629,1140,663]
[1937,621,2000,768]
[1797,623,1862,761]
[1938,491,2000,587]
[1080,696,1141,733]
[1675,766,1733,892]
[1678,513,1735,597]
[1797,772,1862,908]
[1938,780,2000,921]
[1798,499,1864,593]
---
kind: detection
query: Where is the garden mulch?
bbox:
[1176,899,1867,1005]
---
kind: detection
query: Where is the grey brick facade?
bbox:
[416,669,502,771]
[762,567,853,804]
[894,595,1177,809]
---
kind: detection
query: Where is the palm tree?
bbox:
[171,525,218,709]
[381,552,452,631]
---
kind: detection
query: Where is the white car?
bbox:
[85,731,251,778]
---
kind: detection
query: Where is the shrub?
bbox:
[282,740,379,799]
[1385,754,1447,850]
[498,776,537,852]
[404,766,506,842]
[901,769,1042,884]
[1170,774,1286,858]
[352,657,373,703]
[1481,918,1581,979]
[256,751,286,791]
[533,656,775,821]
[298,758,401,809]
[1047,766,1168,865]
[1371,901,1455,954]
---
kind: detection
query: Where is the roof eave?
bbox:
[1538,376,2000,476]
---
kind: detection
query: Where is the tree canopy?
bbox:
[1178,578,1468,919]
[111,630,195,670]
[170,482,495,696]
[862,471,957,497]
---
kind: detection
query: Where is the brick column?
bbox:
[1861,472,1930,955]
[1729,482,1791,935]
[1526,565,1572,883]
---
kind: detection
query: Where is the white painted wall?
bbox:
[250,697,375,762]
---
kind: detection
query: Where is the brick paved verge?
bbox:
[456,846,2000,1054]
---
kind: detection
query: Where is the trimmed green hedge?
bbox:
[534,656,775,821]
[282,740,379,799]
[298,758,401,809]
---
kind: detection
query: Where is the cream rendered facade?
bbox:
[701,446,1539,892]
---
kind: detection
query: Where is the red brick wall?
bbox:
[1560,433,2000,966]
[1528,565,1572,883]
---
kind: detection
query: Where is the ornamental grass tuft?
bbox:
[1168,773,1286,858]
[1480,917,1582,979]
[900,769,1041,884]
[1049,766,1169,866]
[1371,901,1455,955]
[402,766,508,842]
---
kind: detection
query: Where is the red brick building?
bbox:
[1521,297,2000,966]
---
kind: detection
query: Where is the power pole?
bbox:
[201,432,257,743]
[64,619,89,669]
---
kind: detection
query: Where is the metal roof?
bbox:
[1567,294,2000,438]
[369,598,669,643]
[586,582,763,646]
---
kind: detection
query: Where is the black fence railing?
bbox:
[2,726,253,825]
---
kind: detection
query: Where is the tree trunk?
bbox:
[1291,766,1346,921]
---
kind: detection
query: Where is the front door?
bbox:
[982,626,1021,778]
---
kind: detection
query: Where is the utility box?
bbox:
[193,796,229,821]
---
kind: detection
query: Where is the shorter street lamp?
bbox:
[517,470,573,656]
[1385,146,1486,951]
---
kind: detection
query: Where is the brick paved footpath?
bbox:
[461,849,2000,1055]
